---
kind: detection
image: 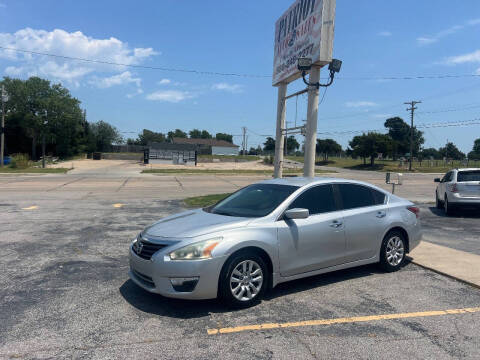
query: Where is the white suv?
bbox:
[435,168,480,215]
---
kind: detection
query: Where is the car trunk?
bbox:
[457,171,480,198]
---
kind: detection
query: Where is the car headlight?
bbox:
[169,237,222,260]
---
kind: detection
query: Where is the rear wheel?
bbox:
[379,230,406,272]
[444,194,455,216]
[219,251,269,308]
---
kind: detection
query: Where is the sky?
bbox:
[0,0,479,153]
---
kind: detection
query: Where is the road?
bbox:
[1,160,479,359]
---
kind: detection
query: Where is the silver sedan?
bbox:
[129,177,422,306]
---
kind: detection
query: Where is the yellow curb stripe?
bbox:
[113,203,125,208]
[206,306,480,335]
[21,205,38,210]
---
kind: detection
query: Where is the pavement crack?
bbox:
[46,177,85,192]
[116,177,130,192]
[174,176,185,190]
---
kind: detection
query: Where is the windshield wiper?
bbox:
[212,210,234,217]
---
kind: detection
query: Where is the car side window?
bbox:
[288,185,336,215]
[442,172,452,182]
[337,183,376,210]
[372,189,386,205]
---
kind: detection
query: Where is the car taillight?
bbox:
[448,183,458,193]
[407,206,420,218]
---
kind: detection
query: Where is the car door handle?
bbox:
[329,220,343,228]
[376,211,386,218]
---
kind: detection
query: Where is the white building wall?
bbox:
[212,146,239,156]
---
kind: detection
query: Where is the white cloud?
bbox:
[444,49,480,65]
[91,71,141,88]
[372,113,393,119]
[417,19,480,46]
[378,31,392,37]
[212,82,244,93]
[126,88,144,99]
[0,28,158,85]
[158,78,171,85]
[467,18,480,26]
[146,90,194,103]
[345,101,377,108]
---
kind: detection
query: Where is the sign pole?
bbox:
[303,67,321,178]
[273,83,287,178]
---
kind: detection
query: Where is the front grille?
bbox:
[133,238,167,260]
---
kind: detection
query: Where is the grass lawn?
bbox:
[142,168,334,175]
[286,156,476,173]
[0,167,71,174]
[183,193,231,208]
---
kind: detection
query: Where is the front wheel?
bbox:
[219,251,269,308]
[435,191,442,209]
[379,230,406,272]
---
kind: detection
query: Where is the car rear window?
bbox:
[457,171,480,182]
[337,183,376,210]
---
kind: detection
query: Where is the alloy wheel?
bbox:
[385,236,404,266]
[229,260,263,301]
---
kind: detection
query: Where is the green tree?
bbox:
[384,117,424,159]
[167,129,187,141]
[468,138,480,160]
[420,147,442,160]
[439,142,465,160]
[137,129,166,146]
[263,137,275,152]
[88,121,123,152]
[286,135,300,154]
[316,138,342,161]
[189,129,212,139]
[349,132,392,166]
[215,132,233,143]
[1,76,86,159]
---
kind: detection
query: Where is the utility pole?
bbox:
[42,110,48,169]
[404,100,421,171]
[274,84,287,178]
[304,66,321,178]
[1,85,8,168]
[241,126,247,156]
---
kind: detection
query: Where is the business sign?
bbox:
[273,0,336,86]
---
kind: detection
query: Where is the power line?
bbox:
[317,118,480,135]
[2,45,480,80]
[0,46,270,79]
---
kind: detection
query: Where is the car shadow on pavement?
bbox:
[427,206,480,219]
[120,262,407,318]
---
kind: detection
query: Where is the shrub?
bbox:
[263,155,274,165]
[9,154,31,169]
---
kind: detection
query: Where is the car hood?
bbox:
[143,208,252,239]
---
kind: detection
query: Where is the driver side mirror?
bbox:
[434,178,441,183]
[284,208,309,220]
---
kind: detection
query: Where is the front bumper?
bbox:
[128,245,227,300]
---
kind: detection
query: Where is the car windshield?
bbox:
[207,184,298,218]
[457,171,480,182]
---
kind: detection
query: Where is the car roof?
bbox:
[258,176,381,189]
[455,168,480,172]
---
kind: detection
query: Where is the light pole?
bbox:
[1,85,9,168]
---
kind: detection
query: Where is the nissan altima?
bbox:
[129,177,422,306]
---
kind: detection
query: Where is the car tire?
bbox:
[218,250,269,308]
[444,194,455,216]
[379,230,406,272]
[435,191,442,209]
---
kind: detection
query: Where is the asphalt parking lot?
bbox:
[1,189,480,359]
[418,204,480,255]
